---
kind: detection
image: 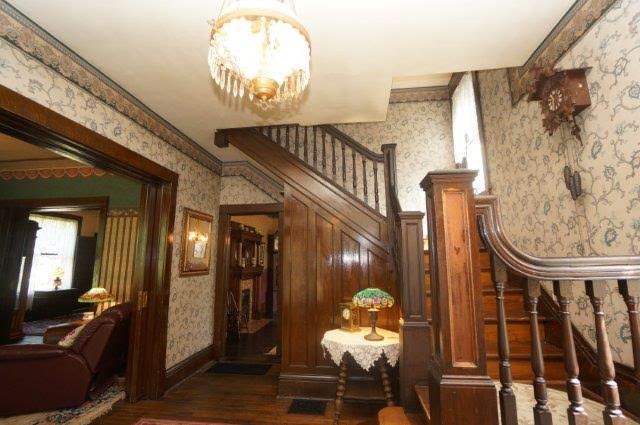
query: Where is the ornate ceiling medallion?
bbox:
[208,0,311,109]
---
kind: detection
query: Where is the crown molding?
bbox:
[0,166,106,181]
[389,86,450,103]
[221,161,284,201]
[507,0,618,104]
[0,0,222,174]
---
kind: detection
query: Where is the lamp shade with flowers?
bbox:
[78,287,115,319]
[352,288,394,341]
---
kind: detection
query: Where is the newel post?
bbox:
[420,170,498,425]
[397,211,430,412]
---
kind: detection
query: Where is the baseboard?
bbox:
[165,344,216,391]
[278,372,395,402]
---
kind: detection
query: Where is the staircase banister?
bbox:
[476,195,640,281]
[318,125,384,162]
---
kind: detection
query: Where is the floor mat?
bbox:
[208,362,271,375]
[287,399,327,416]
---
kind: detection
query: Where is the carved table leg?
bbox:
[334,357,348,425]
[379,360,395,407]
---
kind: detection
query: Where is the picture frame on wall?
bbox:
[180,208,213,276]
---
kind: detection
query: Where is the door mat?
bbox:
[287,399,327,416]
[208,362,271,375]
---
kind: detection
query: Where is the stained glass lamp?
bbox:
[78,287,115,319]
[352,288,394,341]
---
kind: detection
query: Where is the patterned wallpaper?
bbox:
[0,39,220,369]
[334,101,455,216]
[220,175,279,205]
[477,0,640,366]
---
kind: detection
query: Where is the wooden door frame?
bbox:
[0,86,178,400]
[213,203,284,359]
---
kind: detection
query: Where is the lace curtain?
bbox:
[451,72,486,193]
[27,213,78,307]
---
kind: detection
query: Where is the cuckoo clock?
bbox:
[528,67,591,201]
[528,67,591,142]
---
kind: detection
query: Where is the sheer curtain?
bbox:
[451,72,487,194]
[27,214,79,308]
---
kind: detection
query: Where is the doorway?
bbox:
[0,87,178,400]
[213,204,283,365]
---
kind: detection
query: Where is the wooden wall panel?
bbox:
[280,185,397,395]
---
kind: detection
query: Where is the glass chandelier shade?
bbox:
[208,0,311,108]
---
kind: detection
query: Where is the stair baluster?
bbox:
[585,280,626,425]
[341,142,347,188]
[491,255,518,425]
[352,149,357,195]
[553,280,588,425]
[294,126,299,157]
[373,162,380,212]
[331,136,337,181]
[526,279,553,425]
[362,158,368,204]
[321,128,327,175]
[303,126,308,163]
[618,279,640,379]
[312,126,318,169]
[285,126,290,151]
[276,126,281,147]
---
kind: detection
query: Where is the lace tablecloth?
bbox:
[321,327,400,371]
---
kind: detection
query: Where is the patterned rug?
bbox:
[510,383,639,425]
[0,383,124,425]
[22,314,85,336]
[134,420,236,425]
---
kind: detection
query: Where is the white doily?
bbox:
[320,327,400,371]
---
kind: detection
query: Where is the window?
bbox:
[27,213,79,306]
[451,72,488,194]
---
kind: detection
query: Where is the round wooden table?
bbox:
[321,327,400,424]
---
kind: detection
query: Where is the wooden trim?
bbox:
[0,85,178,401]
[0,196,109,211]
[165,344,216,391]
[448,72,465,98]
[213,203,284,359]
[389,86,450,103]
[471,71,492,194]
[476,195,640,280]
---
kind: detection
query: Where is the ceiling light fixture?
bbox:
[208,0,311,109]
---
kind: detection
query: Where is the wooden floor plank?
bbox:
[95,365,382,425]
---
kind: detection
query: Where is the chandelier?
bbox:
[208,0,311,108]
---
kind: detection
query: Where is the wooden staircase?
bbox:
[423,248,565,382]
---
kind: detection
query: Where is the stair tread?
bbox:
[487,341,564,358]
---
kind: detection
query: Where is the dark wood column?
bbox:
[420,170,498,425]
[397,211,429,412]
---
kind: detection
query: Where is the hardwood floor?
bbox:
[95,365,382,425]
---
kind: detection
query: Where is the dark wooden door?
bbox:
[0,208,38,343]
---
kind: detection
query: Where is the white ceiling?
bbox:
[9,0,574,161]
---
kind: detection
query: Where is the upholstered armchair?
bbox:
[0,303,131,416]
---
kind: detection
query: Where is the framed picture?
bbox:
[180,208,213,276]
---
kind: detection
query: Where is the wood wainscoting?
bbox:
[279,184,398,398]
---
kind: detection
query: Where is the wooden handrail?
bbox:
[318,125,384,162]
[476,195,640,280]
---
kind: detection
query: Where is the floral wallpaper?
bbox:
[0,39,220,369]
[220,175,279,205]
[477,0,640,366]
[334,101,455,217]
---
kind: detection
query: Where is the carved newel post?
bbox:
[420,170,499,425]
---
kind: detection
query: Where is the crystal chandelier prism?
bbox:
[208,0,311,109]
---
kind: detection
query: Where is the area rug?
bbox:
[239,319,271,334]
[22,314,85,336]
[134,420,236,425]
[510,383,639,425]
[0,383,124,425]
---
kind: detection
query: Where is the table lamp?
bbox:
[78,287,115,319]
[352,288,394,341]
[52,267,64,290]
